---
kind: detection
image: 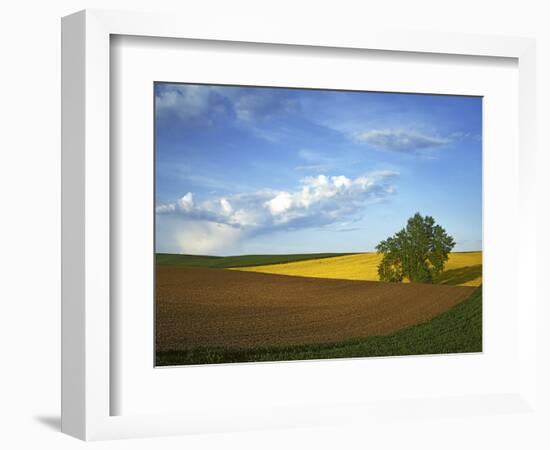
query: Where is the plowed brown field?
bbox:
[156,266,476,352]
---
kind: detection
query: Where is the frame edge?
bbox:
[61,9,87,441]
[61,8,539,440]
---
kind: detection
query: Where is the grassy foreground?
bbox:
[156,287,482,366]
[156,252,354,269]
[232,252,482,287]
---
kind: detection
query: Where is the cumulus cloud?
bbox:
[353,129,450,152]
[156,171,398,253]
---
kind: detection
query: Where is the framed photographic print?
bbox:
[153,82,483,367]
[61,9,538,441]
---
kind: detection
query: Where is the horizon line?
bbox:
[156,250,483,258]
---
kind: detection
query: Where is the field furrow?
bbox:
[156,266,477,353]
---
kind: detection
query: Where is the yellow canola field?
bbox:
[231,252,482,287]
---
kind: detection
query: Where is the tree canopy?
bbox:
[376,213,455,283]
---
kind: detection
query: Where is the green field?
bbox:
[156,252,355,269]
[156,286,482,366]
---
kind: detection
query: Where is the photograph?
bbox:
[154,82,483,366]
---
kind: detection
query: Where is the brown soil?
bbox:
[156,266,476,352]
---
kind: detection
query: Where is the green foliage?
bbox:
[375,213,455,283]
[156,287,482,366]
[155,252,354,269]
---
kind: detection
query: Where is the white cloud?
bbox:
[177,192,194,211]
[332,175,352,189]
[266,192,294,215]
[219,198,233,215]
[353,129,450,152]
[156,171,398,253]
[155,203,176,214]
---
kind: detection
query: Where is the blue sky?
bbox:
[155,83,482,256]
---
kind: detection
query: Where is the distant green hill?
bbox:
[156,252,355,269]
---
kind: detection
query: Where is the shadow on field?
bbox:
[435,265,482,286]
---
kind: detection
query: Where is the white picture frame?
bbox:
[61,9,537,441]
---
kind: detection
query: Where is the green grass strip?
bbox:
[156,252,356,269]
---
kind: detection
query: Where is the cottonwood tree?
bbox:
[376,213,455,283]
